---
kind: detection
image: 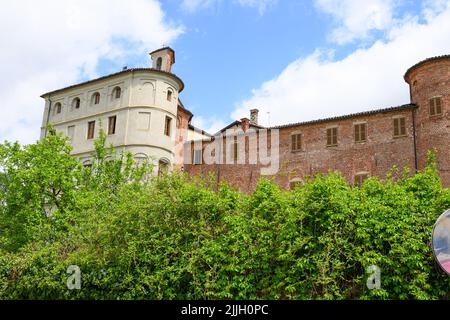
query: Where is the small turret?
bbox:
[150,47,175,73]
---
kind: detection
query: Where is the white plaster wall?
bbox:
[41,69,181,171]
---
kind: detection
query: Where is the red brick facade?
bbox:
[184,56,450,192]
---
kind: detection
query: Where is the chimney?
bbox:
[240,118,250,132]
[250,109,259,125]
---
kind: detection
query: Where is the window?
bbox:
[113,87,121,99]
[67,125,75,141]
[291,133,302,152]
[55,103,62,114]
[87,121,95,139]
[92,92,100,105]
[327,127,338,147]
[429,97,443,116]
[108,116,117,135]
[230,141,238,162]
[156,57,162,70]
[393,117,406,137]
[354,123,367,143]
[72,98,80,109]
[193,150,202,165]
[158,159,169,176]
[164,116,172,136]
[354,173,369,186]
[167,90,173,102]
[289,179,302,190]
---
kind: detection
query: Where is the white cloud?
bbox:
[315,0,397,44]
[0,0,183,145]
[234,0,278,15]
[232,2,450,128]
[181,0,277,14]
[181,0,220,12]
[191,115,228,135]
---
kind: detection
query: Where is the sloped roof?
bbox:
[41,67,184,97]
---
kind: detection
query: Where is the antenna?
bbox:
[267,111,271,126]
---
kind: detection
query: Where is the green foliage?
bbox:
[0,131,449,299]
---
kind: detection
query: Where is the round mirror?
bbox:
[432,209,450,275]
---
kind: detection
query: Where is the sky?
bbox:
[1,0,450,143]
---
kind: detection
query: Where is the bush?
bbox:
[0,131,449,299]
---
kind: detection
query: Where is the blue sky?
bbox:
[0,0,449,142]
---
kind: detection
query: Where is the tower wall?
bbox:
[405,56,450,185]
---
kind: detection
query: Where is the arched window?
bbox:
[289,178,302,190]
[72,98,81,110]
[156,57,162,70]
[167,90,173,102]
[55,103,62,114]
[112,86,121,99]
[158,158,170,176]
[92,92,100,105]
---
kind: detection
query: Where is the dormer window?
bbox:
[55,103,62,114]
[92,92,100,105]
[112,87,121,99]
[72,98,81,110]
[156,57,162,70]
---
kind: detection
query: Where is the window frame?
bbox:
[167,90,173,102]
[354,172,369,186]
[354,122,367,143]
[92,92,101,105]
[164,116,172,137]
[393,116,407,138]
[429,97,443,117]
[112,87,121,100]
[326,127,338,147]
[87,121,95,140]
[55,102,62,115]
[291,133,302,152]
[72,98,81,110]
[193,149,202,165]
[108,116,117,135]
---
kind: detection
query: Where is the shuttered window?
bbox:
[327,127,338,146]
[393,117,406,137]
[87,121,95,140]
[108,116,117,135]
[291,134,302,152]
[429,97,443,116]
[354,123,367,143]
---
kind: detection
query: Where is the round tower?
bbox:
[404,55,450,185]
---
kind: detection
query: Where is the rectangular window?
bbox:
[354,123,367,143]
[429,97,443,116]
[108,116,117,135]
[393,117,406,137]
[231,141,238,162]
[291,133,302,152]
[193,149,202,165]
[326,127,338,146]
[138,112,151,130]
[164,116,172,136]
[67,125,75,141]
[87,121,95,139]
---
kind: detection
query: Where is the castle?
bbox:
[40,49,450,191]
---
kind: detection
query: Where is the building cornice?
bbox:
[41,68,185,98]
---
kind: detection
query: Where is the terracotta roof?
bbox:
[270,104,417,129]
[404,55,450,81]
[40,67,184,98]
